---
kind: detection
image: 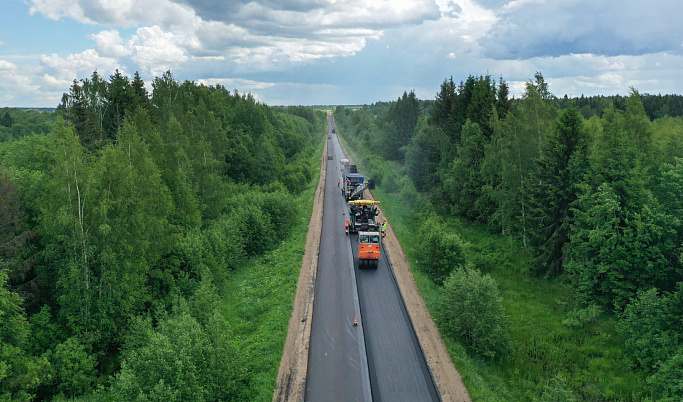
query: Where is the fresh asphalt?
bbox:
[305,114,439,401]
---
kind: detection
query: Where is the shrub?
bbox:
[647,347,683,400]
[111,306,245,401]
[618,287,682,371]
[417,215,468,284]
[438,265,509,358]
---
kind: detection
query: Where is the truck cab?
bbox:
[358,231,381,269]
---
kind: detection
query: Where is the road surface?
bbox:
[305,114,439,401]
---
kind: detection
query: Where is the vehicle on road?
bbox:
[347,200,380,233]
[357,231,381,268]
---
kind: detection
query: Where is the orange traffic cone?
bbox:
[353,316,358,326]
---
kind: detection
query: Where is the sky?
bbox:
[0,0,682,107]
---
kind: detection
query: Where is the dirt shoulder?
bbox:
[273,140,326,402]
[339,141,471,402]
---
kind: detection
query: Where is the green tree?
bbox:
[526,105,588,275]
[383,90,420,161]
[92,121,174,340]
[443,119,489,221]
[481,75,557,236]
[103,69,132,139]
[619,286,682,371]
[565,96,676,309]
[0,268,49,400]
[0,111,13,128]
[466,75,496,138]
[430,76,457,134]
[59,79,101,151]
[566,183,676,309]
[404,118,451,192]
[48,336,97,397]
[416,215,468,284]
[438,265,509,358]
[111,305,246,401]
[496,77,512,118]
[39,120,98,334]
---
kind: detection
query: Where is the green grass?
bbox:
[374,186,649,400]
[218,149,320,401]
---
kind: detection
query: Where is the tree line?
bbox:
[334,73,683,399]
[0,70,325,400]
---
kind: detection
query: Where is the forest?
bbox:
[334,74,683,400]
[0,71,325,400]
[3,68,683,400]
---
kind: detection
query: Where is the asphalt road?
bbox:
[306,114,371,401]
[353,237,440,401]
[306,113,438,401]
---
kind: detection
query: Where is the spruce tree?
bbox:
[526,105,588,275]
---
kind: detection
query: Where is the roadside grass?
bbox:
[374,186,649,400]
[219,146,320,400]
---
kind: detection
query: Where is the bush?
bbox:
[647,347,683,400]
[618,287,682,371]
[255,190,297,240]
[438,265,509,358]
[111,306,245,401]
[417,215,468,284]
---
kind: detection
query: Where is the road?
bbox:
[305,114,371,401]
[305,113,439,401]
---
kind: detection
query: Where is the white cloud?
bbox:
[40,49,121,80]
[27,0,441,74]
[28,0,92,23]
[91,29,131,57]
[0,60,18,70]
[6,0,681,107]
[129,26,188,76]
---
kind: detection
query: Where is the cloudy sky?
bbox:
[1,0,681,107]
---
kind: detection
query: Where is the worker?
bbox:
[345,219,349,235]
[381,221,387,238]
[338,178,340,187]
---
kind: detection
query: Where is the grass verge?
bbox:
[218,148,320,401]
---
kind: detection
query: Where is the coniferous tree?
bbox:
[566,99,677,309]
[526,105,588,276]
[0,111,13,128]
[103,69,132,140]
[496,77,512,118]
[443,119,488,220]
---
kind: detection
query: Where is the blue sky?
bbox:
[1,0,682,107]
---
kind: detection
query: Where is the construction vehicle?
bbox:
[348,200,381,269]
[347,200,380,233]
[342,173,367,201]
[357,231,381,268]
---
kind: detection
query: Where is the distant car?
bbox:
[328,135,331,139]
[328,155,333,160]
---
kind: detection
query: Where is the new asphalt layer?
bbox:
[305,115,439,401]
